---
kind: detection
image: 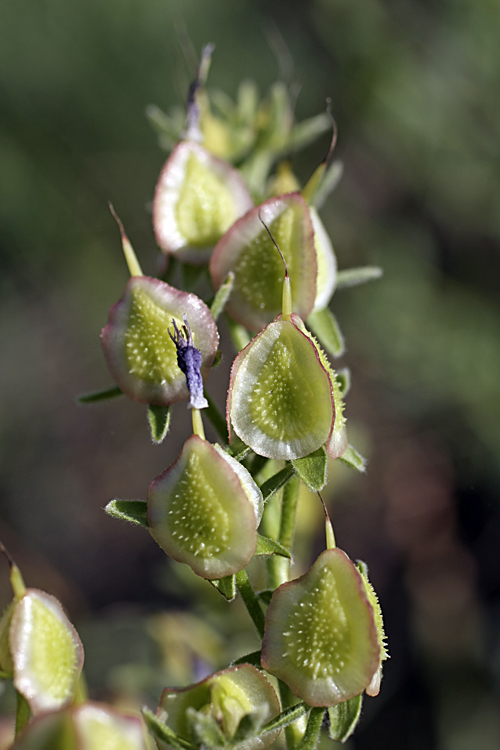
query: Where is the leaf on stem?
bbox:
[210,271,235,321]
[328,694,363,743]
[76,385,123,404]
[209,575,236,601]
[259,464,296,502]
[255,535,291,558]
[142,707,196,750]
[292,447,328,492]
[259,703,308,736]
[335,267,383,290]
[339,446,367,473]
[105,499,148,528]
[307,308,345,359]
[147,405,172,444]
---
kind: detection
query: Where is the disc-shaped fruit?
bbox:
[101,277,218,406]
[153,141,253,264]
[228,314,335,460]
[148,436,260,579]
[158,664,280,750]
[261,549,380,707]
[10,589,84,715]
[210,193,317,331]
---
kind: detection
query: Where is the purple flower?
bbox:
[169,316,208,410]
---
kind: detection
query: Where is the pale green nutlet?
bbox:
[228,314,335,460]
[10,589,84,715]
[261,549,381,707]
[148,436,261,579]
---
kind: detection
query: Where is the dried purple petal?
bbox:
[169,316,209,409]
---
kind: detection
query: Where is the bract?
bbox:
[261,549,380,707]
[148,436,261,579]
[157,664,280,750]
[10,589,84,715]
[153,141,253,264]
[228,313,335,460]
[101,277,218,407]
[210,193,317,331]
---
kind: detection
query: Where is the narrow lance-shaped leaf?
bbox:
[307,308,345,359]
[210,271,234,322]
[255,535,291,558]
[105,500,148,528]
[328,694,363,743]
[77,386,123,404]
[209,575,236,602]
[148,405,172,444]
[339,445,367,473]
[259,464,296,502]
[335,266,383,290]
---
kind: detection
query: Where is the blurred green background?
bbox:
[1,0,500,747]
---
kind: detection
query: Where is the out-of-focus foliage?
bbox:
[1,0,500,748]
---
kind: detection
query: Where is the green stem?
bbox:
[204,393,229,443]
[268,474,300,589]
[279,681,299,750]
[296,707,325,750]
[226,318,251,352]
[235,569,265,637]
[15,691,30,736]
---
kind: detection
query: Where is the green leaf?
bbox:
[339,445,367,473]
[76,385,123,404]
[104,499,148,528]
[256,535,291,558]
[205,393,229,443]
[209,575,236,601]
[260,464,296,503]
[232,650,262,667]
[307,308,345,359]
[210,272,234,322]
[335,266,383,290]
[257,590,274,606]
[335,368,351,397]
[292,447,328,492]
[142,707,196,750]
[147,405,172,444]
[328,694,363,743]
[227,435,251,461]
[311,160,344,210]
[259,703,308,736]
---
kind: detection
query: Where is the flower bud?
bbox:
[157,664,280,750]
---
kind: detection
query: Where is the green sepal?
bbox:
[210,272,235,322]
[306,309,345,359]
[255,535,291,558]
[335,267,383,290]
[76,386,123,404]
[209,575,236,601]
[147,405,172,444]
[142,707,195,750]
[335,368,350,398]
[186,707,227,749]
[259,464,296,503]
[104,499,148,528]
[328,694,363,743]
[292,447,328,492]
[339,446,367,473]
[232,651,262,668]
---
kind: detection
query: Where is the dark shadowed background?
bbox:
[1,0,500,747]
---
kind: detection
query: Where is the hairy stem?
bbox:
[268,473,300,589]
[235,569,265,637]
[296,707,325,750]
